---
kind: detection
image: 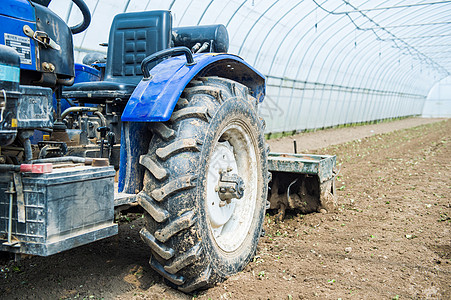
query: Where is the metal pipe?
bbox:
[93,111,106,127]
[61,106,98,120]
[196,42,209,53]
[0,165,20,172]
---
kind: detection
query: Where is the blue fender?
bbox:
[118,53,266,194]
[121,53,266,122]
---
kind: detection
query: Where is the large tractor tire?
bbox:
[138,77,268,292]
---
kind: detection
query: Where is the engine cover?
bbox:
[0,0,75,87]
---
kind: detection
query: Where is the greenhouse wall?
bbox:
[49,0,450,133]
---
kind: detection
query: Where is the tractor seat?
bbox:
[63,10,172,102]
[63,81,137,102]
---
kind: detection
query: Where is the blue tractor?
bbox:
[0,0,336,293]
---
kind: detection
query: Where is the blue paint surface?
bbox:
[54,64,101,112]
[0,14,37,71]
[74,63,101,83]
[0,0,35,22]
[121,53,266,122]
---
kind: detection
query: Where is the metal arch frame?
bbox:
[168,0,177,10]
[300,16,361,129]
[236,1,281,56]
[257,3,321,131]
[377,62,423,120]
[355,54,421,123]
[71,0,100,62]
[314,15,399,127]
[358,6,450,121]
[307,4,384,128]
[314,1,446,126]
[333,3,428,124]
[314,0,449,76]
[196,0,215,25]
[283,2,351,131]
[325,31,388,125]
[359,4,451,121]
[325,0,418,125]
[249,2,315,71]
[226,1,275,46]
[251,1,305,67]
[227,2,268,46]
[263,1,341,131]
[282,0,430,129]
[320,28,380,126]
[225,0,247,27]
[266,2,318,75]
[144,0,152,11]
[173,0,195,26]
[333,1,451,14]
[308,1,440,125]
[371,5,451,73]
[211,1,237,24]
[368,8,450,77]
[314,1,448,123]
[66,0,451,133]
[287,2,381,130]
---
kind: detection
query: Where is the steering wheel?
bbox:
[69,0,91,34]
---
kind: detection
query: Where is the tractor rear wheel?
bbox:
[137,77,268,292]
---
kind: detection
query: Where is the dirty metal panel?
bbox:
[114,192,137,207]
[268,152,336,183]
[17,86,54,129]
[0,165,118,256]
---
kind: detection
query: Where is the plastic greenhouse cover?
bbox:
[49,0,451,132]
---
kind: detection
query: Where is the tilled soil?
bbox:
[1,118,449,299]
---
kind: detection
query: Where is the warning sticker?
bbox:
[4,33,32,65]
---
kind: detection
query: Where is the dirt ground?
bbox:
[1,117,449,299]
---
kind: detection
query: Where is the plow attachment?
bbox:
[267,153,337,220]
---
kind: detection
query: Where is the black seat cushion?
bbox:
[63,11,172,102]
[63,81,137,101]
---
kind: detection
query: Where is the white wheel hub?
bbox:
[207,142,237,229]
[206,123,258,252]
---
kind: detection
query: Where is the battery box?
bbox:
[0,165,117,256]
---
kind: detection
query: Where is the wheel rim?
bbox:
[206,121,258,252]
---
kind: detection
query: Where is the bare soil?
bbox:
[1,117,449,299]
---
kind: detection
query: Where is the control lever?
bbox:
[96,126,110,158]
[107,131,115,159]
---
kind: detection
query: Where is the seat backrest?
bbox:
[104,11,172,84]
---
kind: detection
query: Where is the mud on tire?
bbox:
[137,77,268,293]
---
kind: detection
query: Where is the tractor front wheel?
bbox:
[138,77,268,292]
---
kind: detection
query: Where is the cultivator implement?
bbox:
[267,153,337,220]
